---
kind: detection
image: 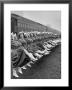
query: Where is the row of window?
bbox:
[17,22,46,30]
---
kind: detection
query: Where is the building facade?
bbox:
[11,14,47,34]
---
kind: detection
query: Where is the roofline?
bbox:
[11,13,47,27]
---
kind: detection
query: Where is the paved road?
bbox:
[12,45,61,79]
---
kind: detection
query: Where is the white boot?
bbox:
[44,50,51,55]
[43,45,50,50]
[27,62,31,67]
[36,50,44,54]
[13,68,19,77]
[18,67,23,74]
[29,53,38,61]
[29,61,34,64]
[22,66,27,69]
[34,53,43,59]
[23,48,38,61]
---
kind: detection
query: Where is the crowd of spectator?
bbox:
[11,31,61,78]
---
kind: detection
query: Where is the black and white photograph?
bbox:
[11,11,61,79]
[4,4,69,86]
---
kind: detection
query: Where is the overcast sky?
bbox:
[11,11,61,31]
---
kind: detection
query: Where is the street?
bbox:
[12,44,61,79]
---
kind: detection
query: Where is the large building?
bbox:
[11,14,47,34]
